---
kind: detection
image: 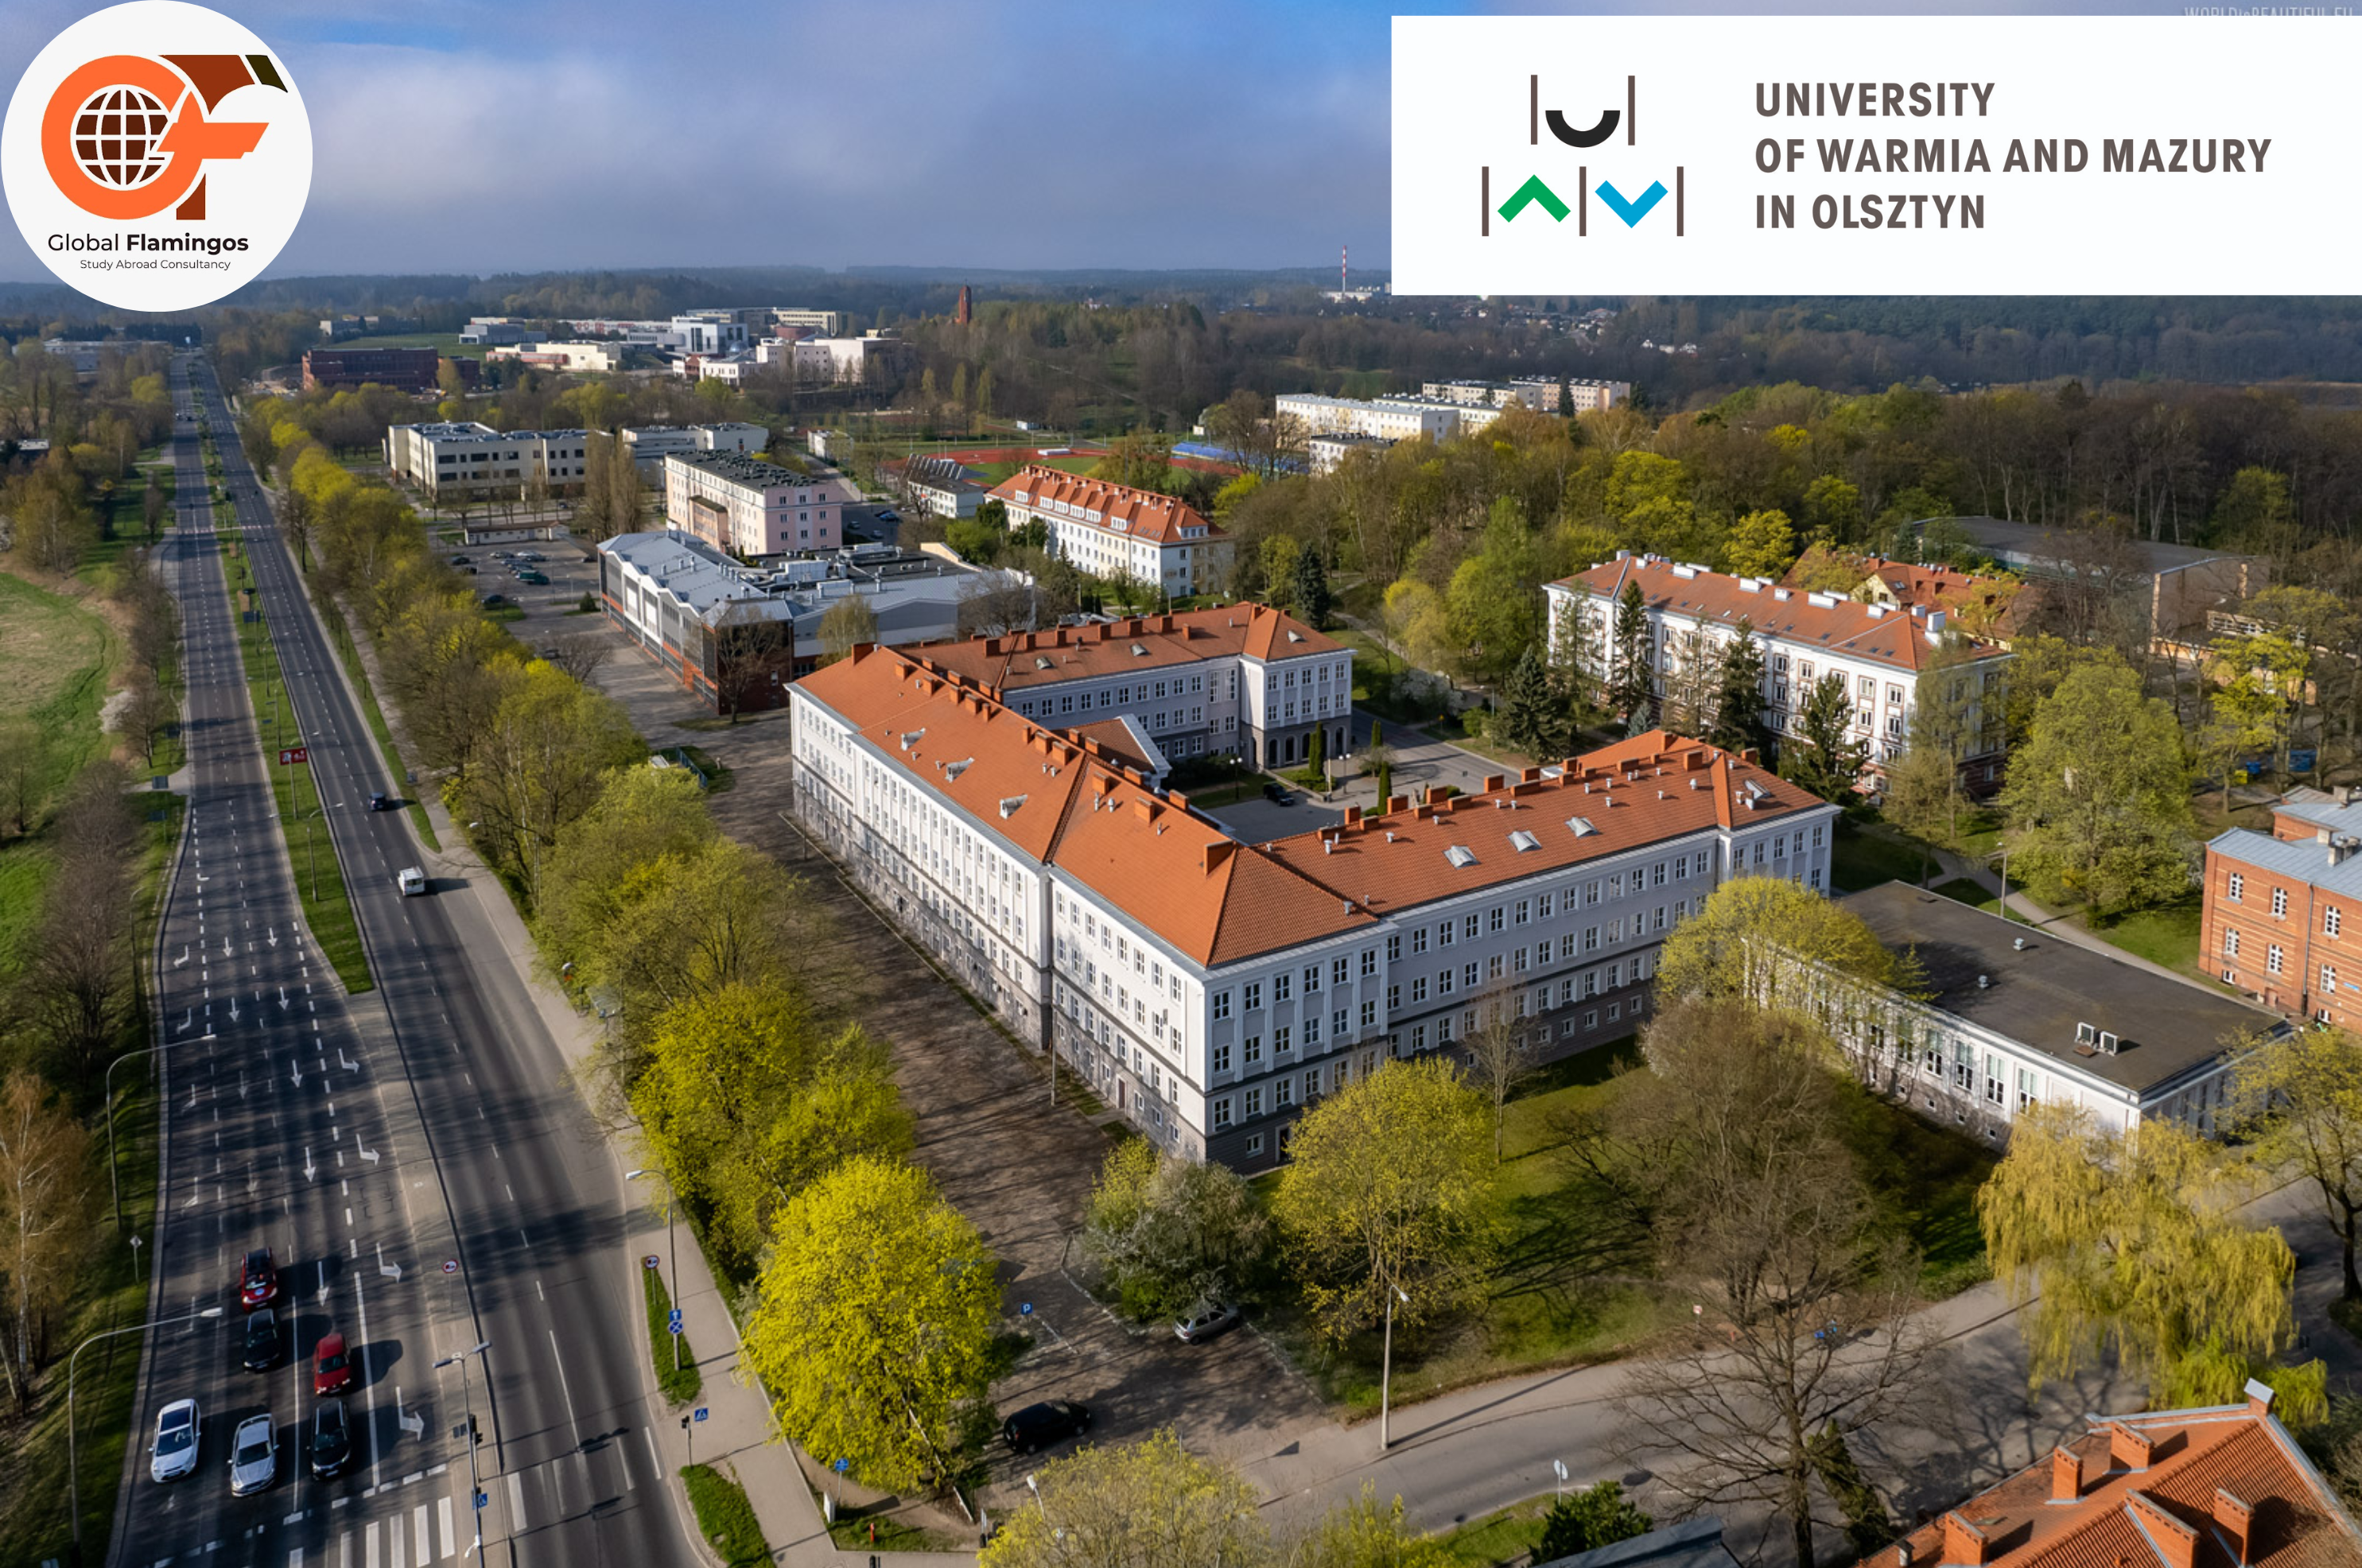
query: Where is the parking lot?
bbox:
[454,538,604,631]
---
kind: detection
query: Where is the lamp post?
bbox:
[624,1169,680,1373]
[1377,1281,1409,1451]
[69,1306,224,1556]
[434,1339,493,1559]
[103,1034,197,1231]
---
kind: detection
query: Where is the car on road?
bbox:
[516,550,544,562]
[449,554,472,565]
[243,1307,280,1372]
[150,1399,200,1483]
[367,792,390,813]
[1175,1301,1241,1343]
[228,1415,277,1496]
[1262,782,1292,805]
[876,508,900,523]
[397,867,429,897]
[1000,1399,1091,1454]
[238,1248,278,1310]
[313,1332,353,1395]
[480,592,508,607]
[491,549,514,560]
[309,1399,351,1480]
[515,569,549,585]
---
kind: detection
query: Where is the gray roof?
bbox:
[666,450,811,487]
[1926,515,2249,577]
[2209,823,2362,898]
[1841,882,2285,1095]
[600,530,786,626]
[1536,1519,1738,1568]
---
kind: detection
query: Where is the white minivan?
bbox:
[396,867,427,896]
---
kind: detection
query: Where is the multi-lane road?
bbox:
[109,357,694,1568]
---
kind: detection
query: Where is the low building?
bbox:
[459,317,535,347]
[301,346,441,393]
[1794,883,2288,1144]
[898,456,986,520]
[1855,1384,2362,1568]
[620,422,769,475]
[2204,788,2362,1029]
[484,342,621,374]
[1307,432,1397,475]
[662,451,848,557]
[383,421,592,501]
[768,308,849,337]
[1916,515,2267,641]
[1416,377,1629,412]
[987,465,1230,602]
[694,355,752,385]
[1276,393,1460,444]
[789,653,1840,1168]
[806,429,853,461]
[41,339,127,376]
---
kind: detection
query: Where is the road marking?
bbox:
[437,1496,455,1560]
[385,1513,400,1568]
[413,1504,430,1567]
[507,1473,526,1533]
[548,1327,581,1442]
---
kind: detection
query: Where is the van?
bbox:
[396,867,427,897]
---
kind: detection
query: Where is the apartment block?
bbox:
[2205,789,2362,1029]
[383,421,592,501]
[1545,554,2012,782]
[987,465,1232,602]
[1417,377,1631,412]
[1275,393,1461,443]
[620,421,770,475]
[662,451,848,557]
[788,652,1838,1171]
[303,345,441,393]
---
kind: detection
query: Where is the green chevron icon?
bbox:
[1497,175,1570,223]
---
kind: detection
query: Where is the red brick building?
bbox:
[2203,790,2362,1029]
[301,345,443,393]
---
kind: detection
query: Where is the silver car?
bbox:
[228,1414,276,1496]
[1175,1301,1241,1343]
[150,1399,200,1483]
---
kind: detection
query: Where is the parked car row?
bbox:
[992,1302,1243,1460]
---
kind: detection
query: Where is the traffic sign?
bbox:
[1020,1302,1033,1317]
[441,1259,459,1275]
[643,1254,662,1270]
[476,1491,489,1512]
[668,1310,683,1336]
[693,1407,709,1423]
[833,1457,851,1474]
[278,747,309,766]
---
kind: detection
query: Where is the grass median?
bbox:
[681,1463,768,1567]
[217,532,373,994]
[642,1262,702,1407]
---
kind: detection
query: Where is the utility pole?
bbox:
[435,1340,493,1558]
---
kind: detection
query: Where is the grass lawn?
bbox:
[2088,895,2205,979]
[1432,1496,1557,1566]
[1929,877,2000,914]
[671,744,735,794]
[331,330,473,359]
[1829,821,1939,894]
[643,1263,702,1407]
[0,567,119,801]
[826,1508,964,1552]
[680,1464,769,1568]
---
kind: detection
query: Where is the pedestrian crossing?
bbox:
[146,1492,462,1568]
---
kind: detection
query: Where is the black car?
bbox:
[242,1308,279,1372]
[1262,782,1292,805]
[449,554,472,565]
[309,1399,351,1480]
[367,792,390,813]
[480,592,508,607]
[1000,1399,1090,1454]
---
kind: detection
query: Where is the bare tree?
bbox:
[0,1069,94,1407]
[119,671,178,769]
[815,595,879,666]
[1462,984,1536,1164]
[24,768,138,1094]
[954,568,1052,638]
[711,599,798,721]
[540,634,611,687]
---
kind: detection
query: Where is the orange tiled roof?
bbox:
[988,464,1226,546]
[1064,717,1160,777]
[1859,1398,2361,1568]
[794,639,1828,968]
[899,606,1342,693]
[1559,556,2003,674]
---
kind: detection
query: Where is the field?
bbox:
[326,331,474,359]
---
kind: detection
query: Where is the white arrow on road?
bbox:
[339,1049,359,1073]
[278,986,288,1012]
[289,1060,301,1088]
[304,1147,316,1182]
[226,998,239,1024]
[359,1143,379,1164]
[173,945,189,967]
[266,926,278,949]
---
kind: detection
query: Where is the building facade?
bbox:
[662,451,847,557]
[2205,790,2362,1029]
[483,342,621,374]
[620,421,770,475]
[986,464,1231,601]
[1276,393,1461,444]
[790,651,1839,1171]
[1417,377,1631,412]
[1546,553,2012,782]
[303,345,441,392]
[1307,432,1397,475]
[383,421,592,501]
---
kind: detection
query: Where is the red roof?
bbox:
[989,464,1226,546]
[1858,1396,2361,1568]
[900,606,1342,693]
[1559,556,2003,674]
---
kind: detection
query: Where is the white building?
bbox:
[787,666,1839,1172]
[1418,377,1631,413]
[484,342,622,373]
[986,464,1231,601]
[1544,553,2012,783]
[662,451,849,557]
[1275,393,1460,444]
[383,421,592,502]
[769,308,850,337]
[620,422,770,475]
[1307,432,1397,476]
[695,355,752,385]
[667,315,748,357]
[791,332,911,384]
[458,317,535,346]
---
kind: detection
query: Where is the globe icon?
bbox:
[72,84,173,190]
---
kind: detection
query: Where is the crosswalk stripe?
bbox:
[437,1497,455,1560]
[509,1472,526,1532]
[366,1519,381,1568]
[414,1504,429,1567]
[387,1512,401,1568]
[290,1551,303,1567]
[340,1530,352,1568]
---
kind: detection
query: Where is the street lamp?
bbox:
[434,1339,493,1558]
[103,1033,200,1230]
[69,1306,224,1554]
[624,1169,681,1374]
[1377,1282,1410,1451]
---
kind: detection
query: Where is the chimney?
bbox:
[1483,774,1506,793]
[2125,1492,2197,1568]
[2215,1491,2254,1566]
[1386,794,1410,814]
[1520,766,1543,783]
[2245,1376,2277,1420]
[1941,1513,1994,1567]
[2108,1422,2154,1472]
[1926,610,1948,636]
[2051,1445,2083,1503]
[1203,840,1235,875]
[1898,1544,1914,1568]
[1343,805,1362,827]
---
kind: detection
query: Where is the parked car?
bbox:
[1262,782,1292,805]
[1000,1399,1091,1454]
[243,1307,280,1372]
[396,867,428,897]
[516,550,544,562]
[228,1414,277,1496]
[456,565,477,575]
[1175,1301,1241,1343]
[515,569,549,586]
[479,592,507,607]
[309,1399,351,1480]
[449,554,472,565]
[238,1248,277,1310]
[313,1332,353,1395]
[876,508,900,523]
[367,792,389,813]
[150,1398,200,1483]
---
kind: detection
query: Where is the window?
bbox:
[1437,968,1455,996]
[1412,1024,1428,1051]
[1275,1077,1295,1108]
[2228,872,2245,902]
[1275,1025,1293,1054]
[1334,957,1351,987]
[1385,984,1400,1011]
[1384,937,1400,964]
[1361,999,1377,1029]
[1213,1096,1233,1131]
[1303,1070,1321,1103]
[1212,990,1231,1021]
[1464,962,1481,989]
[2016,1068,2038,1113]
[1305,1015,1323,1044]
[2329,907,2344,937]
[1245,1088,1264,1119]
[1303,965,1322,994]
[1243,980,1263,1011]
[1412,927,1428,955]
[2269,944,2285,976]
[1437,921,1455,948]
[1244,1034,1263,1065]
[2224,929,2240,958]
[1245,1132,1265,1157]
[1273,973,1292,1003]
[2323,964,2339,997]
[2274,887,2289,919]
[1537,890,1555,918]
[1465,914,1482,941]
[1412,976,1428,1003]
[1514,898,1530,926]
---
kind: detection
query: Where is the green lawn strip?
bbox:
[1929,877,2000,913]
[2088,895,2205,978]
[1431,1495,1555,1566]
[0,569,118,800]
[642,1263,702,1406]
[1828,821,1940,893]
[218,539,373,993]
[680,1464,769,1568]
[826,1507,962,1551]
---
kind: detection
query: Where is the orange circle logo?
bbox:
[41,52,274,221]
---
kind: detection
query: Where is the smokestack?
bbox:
[2051,1446,2083,1503]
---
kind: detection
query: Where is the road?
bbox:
[109,358,693,1568]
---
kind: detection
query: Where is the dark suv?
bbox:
[1000,1399,1090,1454]
[310,1399,351,1480]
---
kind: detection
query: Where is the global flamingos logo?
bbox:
[41,52,282,222]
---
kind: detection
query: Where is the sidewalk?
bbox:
[1925,846,2199,988]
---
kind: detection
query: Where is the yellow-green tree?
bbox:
[2235,1027,2362,1302]
[977,1429,1272,1568]
[744,1155,997,1492]
[1722,508,1797,580]
[1272,1058,1497,1344]
[1653,877,1897,1009]
[1977,1104,2322,1418]
[2200,631,2305,805]
[1286,1484,1452,1568]
[1996,660,2197,914]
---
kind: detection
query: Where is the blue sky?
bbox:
[0,0,2216,282]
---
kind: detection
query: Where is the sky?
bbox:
[0,0,2213,284]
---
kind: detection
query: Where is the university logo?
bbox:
[3,2,312,310]
[1483,74,1684,239]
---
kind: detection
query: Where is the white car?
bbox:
[228,1414,276,1496]
[396,867,427,897]
[150,1399,200,1483]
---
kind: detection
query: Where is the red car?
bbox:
[239,1248,278,1311]
[313,1332,352,1395]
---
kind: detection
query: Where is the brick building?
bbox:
[2204,789,2362,1028]
[301,345,442,393]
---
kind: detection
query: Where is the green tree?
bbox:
[1883,646,1984,856]
[1706,619,1769,756]
[818,595,880,664]
[2212,466,2300,559]
[1606,580,1653,725]
[1271,1058,1498,1345]
[2234,1027,2362,1302]
[1261,535,1302,614]
[1978,1104,2321,1416]
[1800,474,1863,543]
[744,1155,998,1492]
[1723,508,1797,580]
[1080,1140,1270,1320]
[1782,672,1867,804]
[1654,876,1898,1007]
[977,1430,1272,1568]
[1997,661,2197,914]
[1287,1484,1452,1568]
[1494,644,1564,762]
[2200,631,2302,805]
[1534,1481,1653,1562]
[1292,547,1333,629]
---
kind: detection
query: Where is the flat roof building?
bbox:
[1307,431,1397,475]
[383,421,593,500]
[662,450,849,557]
[620,422,769,475]
[1917,515,2267,639]
[303,345,441,393]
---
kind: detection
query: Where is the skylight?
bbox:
[1568,816,1599,836]
[1509,829,1541,853]
[1444,844,1478,869]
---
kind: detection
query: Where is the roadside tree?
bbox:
[2235,1026,2362,1302]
